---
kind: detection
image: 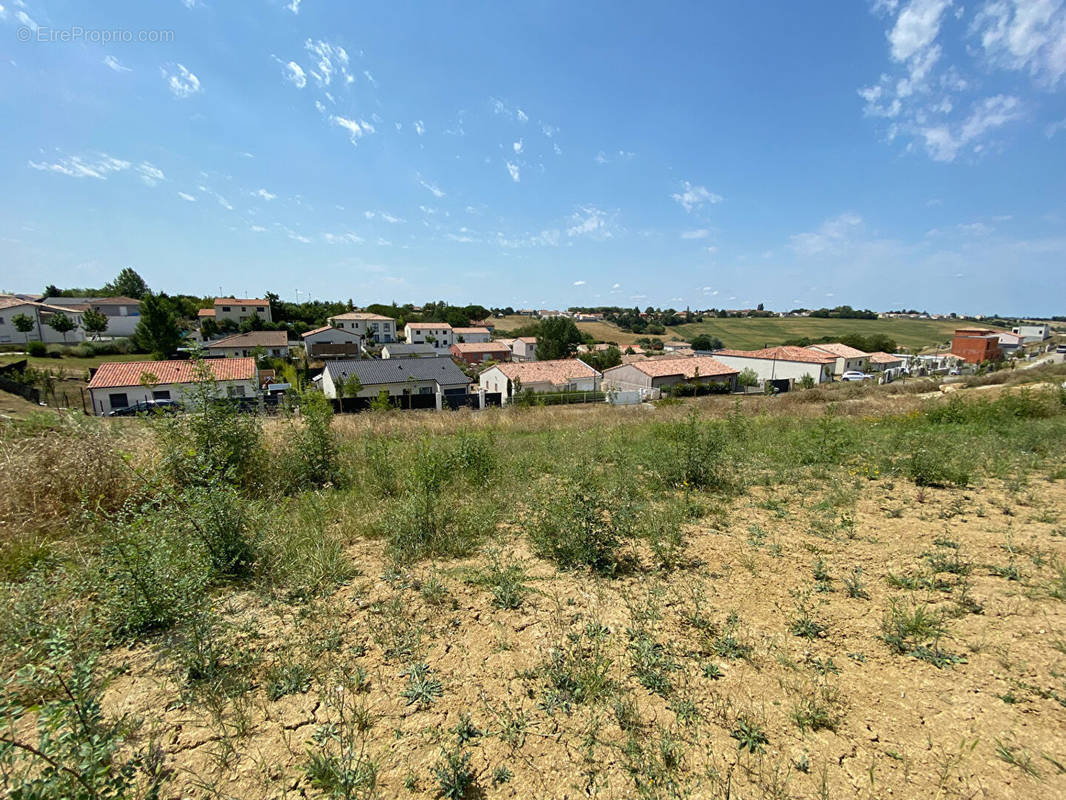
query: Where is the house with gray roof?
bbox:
[320,356,471,400]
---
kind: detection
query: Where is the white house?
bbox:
[713,346,836,386]
[86,357,259,416]
[42,296,141,338]
[198,298,273,326]
[320,356,470,399]
[601,356,738,393]
[301,325,363,359]
[511,337,537,361]
[479,359,600,404]
[866,352,905,372]
[328,312,397,344]
[1012,324,1051,343]
[451,327,491,343]
[0,297,86,344]
[806,343,869,376]
[202,330,292,359]
[403,322,454,349]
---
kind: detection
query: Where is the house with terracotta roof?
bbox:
[86,357,258,416]
[203,330,293,359]
[302,325,363,359]
[403,321,454,349]
[806,343,869,376]
[200,298,272,325]
[0,296,86,344]
[452,326,491,343]
[602,356,738,393]
[511,336,538,361]
[450,341,512,365]
[712,346,836,386]
[866,352,905,372]
[478,359,600,404]
[328,312,396,344]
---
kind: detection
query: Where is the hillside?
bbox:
[2,369,1065,799]
[494,315,1003,351]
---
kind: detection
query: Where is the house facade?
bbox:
[950,329,1001,363]
[381,343,438,359]
[328,312,397,344]
[210,298,273,325]
[0,297,86,344]
[713,346,835,385]
[1012,324,1050,342]
[450,341,512,365]
[478,359,600,404]
[86,358,259,416]
[43,296,141,338]
[807,343,869,376]
[866,352,905,372]
[320,357,470,399]
[451,327,491,343]
[403,322,454,348]
[511,337,537,361]
[301,325,363,359]
[203,331,292,359]
[601,356,738,392]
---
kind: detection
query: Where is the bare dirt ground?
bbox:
[101,473,1066,799]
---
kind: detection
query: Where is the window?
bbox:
[227,385,246,397]
[109,393,129,409]
[419,386,433,394]
[257,306,265,312]
[152,390,171,400]
[0,316,4,324]
[221,306,231,312]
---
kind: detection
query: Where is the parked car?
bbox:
[840,371,872,382]
[108,399,182,416]
[1056,344,1066,354]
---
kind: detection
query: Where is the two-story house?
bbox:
[403,322,454,349]
[327,312,397,344]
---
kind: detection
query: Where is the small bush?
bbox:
[434,746,477,800]
[26,340,47,357]
[907,440,970,488]
[265,657,312,700]
[661,411,731,491]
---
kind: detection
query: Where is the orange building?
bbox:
[950,329,1001,364]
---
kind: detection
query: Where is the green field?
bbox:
[496,314,998,352]
[0,352,148,374]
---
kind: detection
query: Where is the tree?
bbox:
[12,313,35,346]
[736,368,759,388]
[537,317,582,361]
[200,317,219,339]
[239,313,265,333]
[82,307,109,338]
[133,293,183,358]
[103,267,149,299]
[46,312,76,343]
[42,284,61,299]
[689,334,723,352]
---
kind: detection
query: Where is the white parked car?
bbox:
[840,371,872,382]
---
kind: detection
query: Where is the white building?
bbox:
[712,346,835,386]
[403,322,454,349]
[451,327,491,343]
[320,357,470,399]
[601,356,738,393]
[42,296,141,338]
[301,325,363,359]
[328,312,397,344]
[807,343,869,376]
[1012,324,1051,343]
[86,358,259,416]
[0,297,86,344]
[511,337,537,361]
[381,343,439,359]
[479,359,600,404]
[202,331,292,359]
[200,298,273,326]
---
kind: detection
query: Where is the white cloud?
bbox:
[889,0,952,62]
[672,181,723,212]
[517,109,528,122]
[513,139,524,153]
[216,195,234,211]
[790,212,864,255]
[331,115,374,144]
[612,283,621,289]
[971,0,1066,87]
[323,231,363,244]
[920,94,1023,160]
[137,162,165,186]
[103,55,131,73]
[506,161,520,182]
[365,210,403,223]
[414,120,425,135]
[287,0,301,14]
[1046,117,1066,137]
[567,206,616,240]
[681,229,710,239]
[282,61,306,88]
[573,280,586,286]
[418,176,446,198]
[447,233,477,243]
[163,63,202,98]
[177,191,197,202]
[255,188,277,200]
[305,39,353,87]
[27,154,130,180]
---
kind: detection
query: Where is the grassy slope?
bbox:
[0,352,148,374]
[494,314,1000,351]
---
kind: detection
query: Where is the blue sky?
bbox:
[2,1,1064,314]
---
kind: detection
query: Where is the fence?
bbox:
[514,390,606,407]
[0,375,41,405]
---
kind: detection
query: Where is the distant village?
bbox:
[0,275,1059,417]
